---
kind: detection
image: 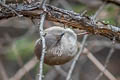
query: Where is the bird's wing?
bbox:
[34,33,58,59]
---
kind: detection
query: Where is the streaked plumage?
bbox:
[34,26,79,65]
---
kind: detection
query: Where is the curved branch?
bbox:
[0,2,120,42]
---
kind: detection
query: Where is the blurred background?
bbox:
[0,0,120,80]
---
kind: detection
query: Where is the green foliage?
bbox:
[106,5,116,14]
[7,38,34,61]
[72,4,86,13]
[102,17,116,25]
[6,38,51,75]
[101,4,118,25]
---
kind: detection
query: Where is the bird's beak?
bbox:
[77,32,88,35]
[56,32,65,43]
[60,32,65,37]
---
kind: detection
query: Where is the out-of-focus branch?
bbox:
[12,43,33,80]
[95,38,115,80]
[0,60,9,80]
[9,57,38,80]
[54,66,67,77]
[0,2,120,43]
[0,0,6,4]
[66,2,106,80]
[87,40,120,49]
[83,48,117,80]
[102,0,120,6]
[66,35,88,80]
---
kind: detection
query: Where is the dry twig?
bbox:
[95,26,116,80]
[95,41,115,80]
[66,35,88,80]
[66,2,106,80]
[38,0,47,80]
[84,48,117,80]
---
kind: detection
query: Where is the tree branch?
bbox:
[0,2,120,42]
[102,0,120,6]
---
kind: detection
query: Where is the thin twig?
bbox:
[95,3,117,78]
[66,35,88,80]
[92,2,106,20]
[95,34,116,80]
[101,0,120,6]
[38,0,47,80]
[83,48,117,80]
[66,2,106,80]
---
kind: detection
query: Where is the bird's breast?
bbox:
[44,44,78,65]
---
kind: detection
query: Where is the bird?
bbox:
[34,26,79,65]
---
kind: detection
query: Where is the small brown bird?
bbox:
[34,26,79,65]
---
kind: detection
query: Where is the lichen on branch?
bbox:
[0,2,120,42]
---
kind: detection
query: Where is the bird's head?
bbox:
[45,26,77,46]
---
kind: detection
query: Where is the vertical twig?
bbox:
[66,2,106,80]
[66,35,88,80]
[38,0,47,80]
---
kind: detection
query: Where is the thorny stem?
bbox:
[1,2,120,42]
